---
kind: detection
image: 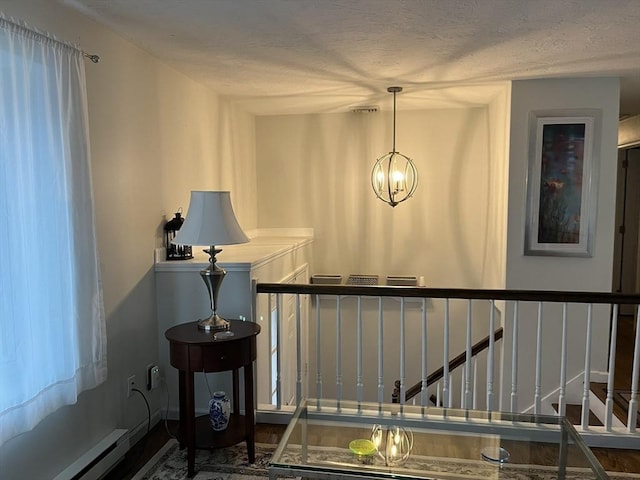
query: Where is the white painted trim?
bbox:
[52,429,129,480]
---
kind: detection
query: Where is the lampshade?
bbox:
[172,191,249,247]
[171,191,248,331]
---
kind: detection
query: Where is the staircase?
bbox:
[554,313,639,431]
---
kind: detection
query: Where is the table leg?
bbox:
[232,368,240,415]
[178,370,186,450]
[244,361,256,463]
[184,370,196,477]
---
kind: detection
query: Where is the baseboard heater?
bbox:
[53,429,129,480]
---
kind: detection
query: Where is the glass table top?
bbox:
[269,398,608,479]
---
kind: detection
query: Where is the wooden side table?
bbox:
[165,320,261,478]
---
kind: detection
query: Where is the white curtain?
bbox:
[0,15,106,445]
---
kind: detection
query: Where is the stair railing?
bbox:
[253,282,640,448]
[392,327,504,405]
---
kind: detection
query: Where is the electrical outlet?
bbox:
[147,364,160,390]
[127,375,136,397]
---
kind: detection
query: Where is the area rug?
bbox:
[131,439,275,480]
[133,439,638,480]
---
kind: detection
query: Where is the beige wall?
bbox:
[256,106,506,288]
[0,2,256,478]
[257,103,511,407]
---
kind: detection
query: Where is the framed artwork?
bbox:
[524,110,600,257]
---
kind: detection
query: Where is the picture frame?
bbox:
[524,110,600,257]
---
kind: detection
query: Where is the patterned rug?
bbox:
[131,440,274,480]
[133,439,638,480]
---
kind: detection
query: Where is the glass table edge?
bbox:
[269,398,609,479]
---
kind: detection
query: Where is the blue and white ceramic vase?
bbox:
[209,391,230,431]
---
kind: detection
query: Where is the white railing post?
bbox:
[377,297,384,404]
[460,366,465,407]
[399,298,406,404]
[534,302,543,415]
[581,303,593,429]
[558,302,568,417]
[421,298,428,407]
[315,295,322,404]
[605,304,619,431]
[627,306,640,432]
[356,296,363,405]
[511,301,519,413]
[276,294,282,410]
[336,295,343,405]
[443,299,450,408]
[473,357,478,410]
[487,300,495,412]
[295,294,302,406]
[464,299,472,409]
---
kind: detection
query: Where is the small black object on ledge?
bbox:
[164,209,193,260]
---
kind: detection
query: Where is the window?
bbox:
[0,16,106,445]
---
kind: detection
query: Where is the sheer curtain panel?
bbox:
[0,15,106,445]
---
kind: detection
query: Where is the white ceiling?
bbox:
[64,0,640,116]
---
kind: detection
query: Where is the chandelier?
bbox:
[371,86,418,207]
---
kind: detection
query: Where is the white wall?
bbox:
[256,107,505,287]
[257,103,511,406]
[502,78,620,411]
[0,2,256,479]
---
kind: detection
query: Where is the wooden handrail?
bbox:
[392,327,504,403]
[256,283,640,304]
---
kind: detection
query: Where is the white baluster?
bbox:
[473,357,478,410]
[400,298,406,404]
[377,297,384,404]
[336,295,343,404]
[443,299,450,408]
[314,295,322,408]
[487,300,495,412]
[605,304,619,431]
[581,304,593,429]
[421,298,428,407]
[276,294,282,410]
[558,303,568,417]
[534,302,543,415]
[295,294,302,406]
[460,366,465,407]
[465,299,472,409]
[436,382,441,407]
[268,293,275,407]
[356,296,363,405]
[511,301,519,413]
[628,306,640,432]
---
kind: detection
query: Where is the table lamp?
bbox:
[172,191,249,331]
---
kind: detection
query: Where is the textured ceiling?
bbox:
[64,0,640,116]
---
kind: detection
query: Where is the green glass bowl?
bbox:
[349,438,377,460]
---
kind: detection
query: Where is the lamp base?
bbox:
[198,313,230,331]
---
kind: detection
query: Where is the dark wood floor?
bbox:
[105,314,640,479]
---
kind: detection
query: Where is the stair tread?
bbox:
[552,403,603,426]
[590,382,640,428]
